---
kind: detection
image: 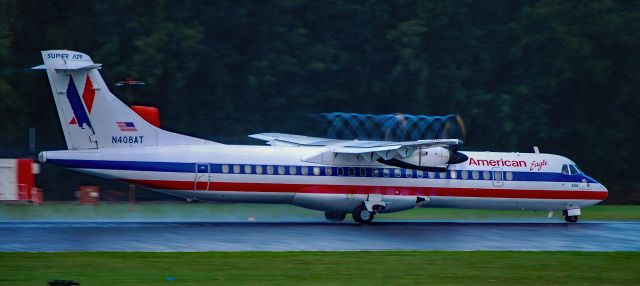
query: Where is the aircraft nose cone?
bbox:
[600,185,609,201]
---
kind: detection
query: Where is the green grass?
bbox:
[0,251,638,285]
[378,205,640,221]
[1,203,639,222]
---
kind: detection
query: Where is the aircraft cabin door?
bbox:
[492,167,504,187]
[194,163,210,191]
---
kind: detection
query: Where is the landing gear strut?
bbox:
[352,204,375,224]
[324,212,346,222]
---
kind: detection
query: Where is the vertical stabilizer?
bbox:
[34,50,218,150]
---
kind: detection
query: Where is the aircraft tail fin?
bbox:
[34,50,218,150]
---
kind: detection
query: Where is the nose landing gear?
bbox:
[563,208,581,223]
[564,215,578,223]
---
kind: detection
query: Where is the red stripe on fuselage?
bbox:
[123,179,607,201]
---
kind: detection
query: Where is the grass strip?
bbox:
[1,203,639,221]
[0,251,638,285]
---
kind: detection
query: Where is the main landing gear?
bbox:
[324,204,380,224]
[324,212,346,222]
[352,204,376,224]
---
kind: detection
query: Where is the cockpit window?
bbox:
[561,164,570,175]
[569,164,580,175]
[573,165,582,173]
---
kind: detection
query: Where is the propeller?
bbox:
[446,144,468,164]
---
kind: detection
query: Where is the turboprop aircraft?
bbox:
[34,50,608,224]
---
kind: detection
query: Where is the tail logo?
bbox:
[67,75,95,129]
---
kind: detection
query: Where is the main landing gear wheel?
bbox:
[564,215,578,223]
[352,205,375,224]
[324,212,346,222]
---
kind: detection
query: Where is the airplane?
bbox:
[114,78,146,87]
[33,50,608,224]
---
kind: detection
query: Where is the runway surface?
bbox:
[1,221,638,251]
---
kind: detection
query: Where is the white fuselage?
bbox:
[40,144,608,214]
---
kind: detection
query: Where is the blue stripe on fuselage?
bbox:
[47,159,598,184]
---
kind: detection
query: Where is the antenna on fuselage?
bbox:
[533,146,540,154]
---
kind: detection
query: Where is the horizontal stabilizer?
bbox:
[33,62,102,71]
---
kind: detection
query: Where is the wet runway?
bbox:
[1,221,638,251]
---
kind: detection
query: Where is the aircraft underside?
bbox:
[152,188,602,223]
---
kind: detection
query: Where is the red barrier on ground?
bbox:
[78,186,100,205]
[16,159,35,201]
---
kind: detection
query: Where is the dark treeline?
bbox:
[0,0,638,202]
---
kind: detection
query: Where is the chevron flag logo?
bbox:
[67,74,95,129]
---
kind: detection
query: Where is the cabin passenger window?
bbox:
[472,170,480,180]
[494,171,502,181]
[301,166,309,175]
[561,164,570,175]
[406,169,413,178]
[394,169,401,178]
[222,164,229,174]
[337,168,344,176]
[278,165,285,175]
[244,165,252,174]
[325,167,333,176]
[360,168,367,177]
[569,165,579,175]
[416,170,424,178]
[428,172,435,179]
[439,172,447,179]
[313,166,320,176]
[289,166,297,175]
[349,168,356,177]
[267,165,274,175]
[233,164,241,174]
[483,171,490,180]
[383,169,390,177]
[506,171,513,181]
[461,170,468,180]
[450,171,457,179]
[256,165,263,174]
[374,169,380,177]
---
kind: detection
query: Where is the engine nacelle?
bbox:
[378,147,468,171]
[401,147,450,168]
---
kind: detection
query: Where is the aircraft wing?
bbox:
[250,133,462,160]
[249,133,347,146]
[334,139,462,159]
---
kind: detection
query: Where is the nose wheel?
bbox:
[562,209,580,223]
[564,215,578,223]
[352,205,375,224]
